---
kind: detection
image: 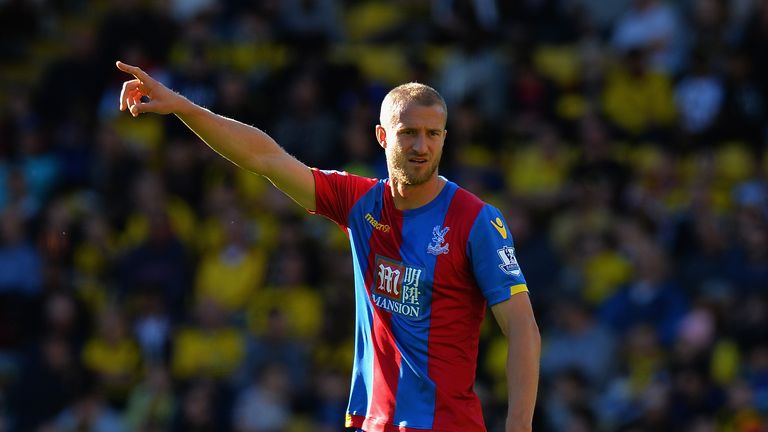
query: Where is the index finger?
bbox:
[115,61,152,83]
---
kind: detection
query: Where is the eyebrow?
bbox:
[397,126,445,133]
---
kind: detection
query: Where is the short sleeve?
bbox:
[467,204,528,306]
[311,169,378,229]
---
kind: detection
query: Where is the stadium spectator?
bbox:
[9,335,86,431]
[277,0,343,45]
[719,51,767,149]
[540,298,617,387]
[194,206,267,314]
[81,306,141,405]
[0,209,42,296]
[674,51,724,145]
[48,385,125,432]
[611,0,686,73]
[599,243,689,346]
[171,298,245,381]
[122,364,175,431]
[602,48,676,138]
[232,363,292,432]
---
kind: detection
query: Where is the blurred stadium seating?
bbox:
[0,0,767,431]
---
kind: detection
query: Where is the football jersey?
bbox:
[311,169,528,432]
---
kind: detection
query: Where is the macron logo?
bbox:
[365,213,391,233]
[491,217,507,239]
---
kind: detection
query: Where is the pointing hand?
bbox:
[116,61,182,117]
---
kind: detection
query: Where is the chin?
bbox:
[404,174,434,186]
[391,164,438,186]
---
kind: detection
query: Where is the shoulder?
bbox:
[441,182,494,239]
[447,186,515,245]
[312,168,382,198]
[447,182,487,215]
[312,168,384,187]
[450,184,504,231]
[313,168,379,184]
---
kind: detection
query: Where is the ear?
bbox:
[375,125,387,149]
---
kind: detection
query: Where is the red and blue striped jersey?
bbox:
[311,169,528,432]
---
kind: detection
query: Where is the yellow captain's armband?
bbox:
[510,284,529,296]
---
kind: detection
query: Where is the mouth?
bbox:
[408,158,428,165]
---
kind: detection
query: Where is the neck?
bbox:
[390,175,445,210]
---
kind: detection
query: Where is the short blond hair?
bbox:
[379,82,447,127]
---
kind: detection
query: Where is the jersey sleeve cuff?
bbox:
[486,284,529,306]
[307,168,322,215]
[510,283,528,296]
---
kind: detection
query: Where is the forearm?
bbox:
[117,60,315,209]
[174,99,285,176]
[505,317,540,432]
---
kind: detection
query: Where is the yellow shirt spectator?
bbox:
[82,309,142,401]
[506,146,570,196]
[247,284,323,340]
[195,245,267,312]
[82,337,141,377]
[505,132,572,201]
[172,326,245,380]
[583,249,633,305]
[602,60,676,135]
[119,198,197,250]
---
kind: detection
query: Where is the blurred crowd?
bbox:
[0,0,767,431]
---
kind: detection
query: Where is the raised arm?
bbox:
[490,293,540,432]
[116,61,316,211]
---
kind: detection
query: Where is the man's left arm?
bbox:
[490,293,540,432]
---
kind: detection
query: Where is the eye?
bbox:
[429,130,442,137]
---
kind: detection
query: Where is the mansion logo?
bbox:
[372,255,423,318]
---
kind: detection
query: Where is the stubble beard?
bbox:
[389,150,442,186]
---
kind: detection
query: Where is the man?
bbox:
[116,60,540,432]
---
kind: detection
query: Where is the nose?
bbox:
[412,132,428,154]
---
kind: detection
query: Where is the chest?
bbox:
[358,203,465,266]
[351,195,474,295]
